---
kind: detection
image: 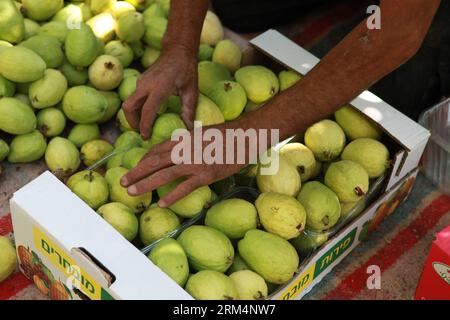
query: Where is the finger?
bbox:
[180,85,198,130]
[158,177,204,208]
[140,88,171,140]
[144,132,187,158]
[123,89,147,129]
[127,165,193,196]
[121,151,173,187]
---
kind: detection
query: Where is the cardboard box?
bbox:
[11,30,430,300]
[415,225,450,300]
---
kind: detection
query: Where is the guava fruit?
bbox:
[110,1,135,19]
[13,94,31,106]
[62,86,108,124]
[81,139,114,167]
[256,153,301,197]
[198,44,214,62]
[230,270,268,300]
[123,68,141,79]
[324,160,369,203]
[226,253,249,275]
[20,35,64,69]
[304,119,346,161]
[151,113,187,144]
[104,40,134,68]
[22,0,63,21]
[291,231,328,255]
[23,19,40,40]
[155,0,170,15]
[0,41,13,52]
[141,47,160,68]
[65,23,99,67]
[341,138,390,178]
[340,201,359,221]
[178,225,234,272]
[37,108,66,138]
[280,143,317,182]
[200,11,224,46]
[0,139,9,162]
[198,61,232,96]
[235,66,280,104]
[0,75,15,99]
[29,69,68,109]
[122,147,147,169]
[208,81,247,121]
[97,202,138,241]
[0,236,17,282]
[334,105,383,141]
[166,95,182,114]
[38,21,68,43]
[52,3,85,25]
[255,192,307,239]
[97,91,122,124]
[67,170,109,210]
[8,130,47,163]
[89,55,124,91]
[68,124,101,148]
[118,75,138,102]
[157,180,212,218]
[114,130,142,149]
[297,181,341,231]
[195,94,225,126]
[148,238,189,286]
[0,0,25,44]
[0,46,46,83]
[143,3,165,20]
[186,270,237,300]
[279,70,301,91]
[0,97,36,135]
[90,0,115,15]
[205,199,258,239]
[212,40,242,73]
[45,137,80,179]
[60,60,88,87]
[238,229,299,284]
[139,207,180,245]
[106,153,124,170]
[106,166,152,213]
[244,100,261,113]
[143,17,167,49]
[116,11,145,43]
[116,108,137,132]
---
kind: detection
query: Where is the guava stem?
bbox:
[355,186,366,196]
[322,215,330,226]
[298,166,305,174]
[296,223,303,230]
[85,171,94,182]
[223,82,232,92]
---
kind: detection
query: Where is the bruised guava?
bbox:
[29,69,68,109]
[104,40,134,69]
[205,198,258,239]
[212,40,242,73]
[89,55,124,91]
[37,108,66,138]
[341,138,390,178]
[68,124,101,148]
[45,137,80,179]
[139,207,180,246]
[97,202,138,241]
[198,61,232,96]
[67,170,109,210]
[177,225,234,272]
[8,130,46,164]
[279,70,302,91]
[304,119,346,162]
[255,192,307,239]
[200,11,224,46]
[122,147,147,169]
[195,94,225,126]
[62,86,107,124]
[297,181,341,231]
[230,270,268,300]
[238,229,299,284]
[280,143,317,182]
[235,65,279,104]
[185,270,237,300]
[291,231,329,255]
[0,236,17,282]
[208,81,247,121]
[0,97,36,135]
[325,160,369,203]
[148,238,189,287]
[335,105,382,141]
[80,139,114,167]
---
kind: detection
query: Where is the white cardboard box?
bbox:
[10,30,430,300]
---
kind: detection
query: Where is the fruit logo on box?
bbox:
[432,262,450,285]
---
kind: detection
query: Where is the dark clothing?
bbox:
[212,0,450,120]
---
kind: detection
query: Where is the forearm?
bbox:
[163,0,210,56]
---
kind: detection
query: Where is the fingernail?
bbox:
[128,185,137,195]
[158,200,167,208]
[120,176,129,187]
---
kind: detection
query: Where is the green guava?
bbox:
[123,68,141,79]
[67,171,109,210]
[0,75,15,99]
[230,270,268,300]
[255,192,307,239]
[208,81,247,121]
[304,119,346,161]
[279,70,302,91]
[114,130,142,149]
[143,16,167,49]
[148,238,189,287]
[238,229,299,284]
[8,130,47,164]
[0,139,9,162]
[198,61,232,95]
[324,160,369,203]
[341,138,390,178]
[198,44,214,62]
[151,113,187,145]
[62,86,108,124]
[200,11,224,46]
[22,0,63,21]
[195,94,225,126]
[81,139,114,167]
[65,23,99,67]
[212,40,242,73]
[37,108,66,138]
[340,201,359,221]
[20,35,64,69]
[104,40,134,68]
[226,252,249,275]
[235,65,280,104]
[297,181,341,231]
[13,94,30,106]
[118,75,138,102]
[131,41,145,59]
[97,202,138,241]
[116,108,137,132]
[60,60,89,87]
[106,153,124,170]
[116,11,145,43]
[291,231,328,255]
[89,55,124,91]
[280,143,317,182]
[244,100,261,113]
[139,207,180,245]
[177,225,234,272]
[122,147,147,169]
[98,91,122,124]
[0,236,17,282]
[38,21,68,43]
[90,0,115,14]
[0,46,46,83]
[143,3,166,20]
[205,198,258,239]
[157,180,212,218]
[23,19,40,40]
[186,270,237,300]
[141,47,160,68]
[45,137,80,179]
[0,0,24,44]
[29,69,68,109]
[0,97,36,135]
[334,105,383,141]
[68,123,101,148]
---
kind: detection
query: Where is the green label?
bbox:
[314,228,357,278]
[101,288,115,300]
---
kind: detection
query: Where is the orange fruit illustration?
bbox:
[50,281,70,300]
[33,275,49,296]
